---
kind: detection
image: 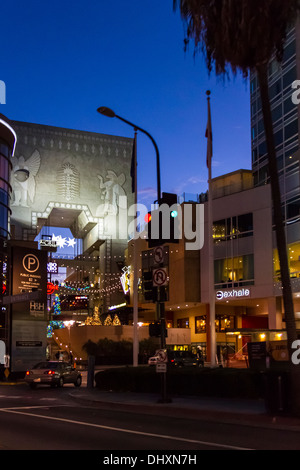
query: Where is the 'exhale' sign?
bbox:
[216,288,251,301]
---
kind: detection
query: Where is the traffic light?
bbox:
[149,321,168,338]
[146,192,180,248]
[142,270,154,301]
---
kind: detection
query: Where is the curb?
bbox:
[68,391,300,432]
[0,381,25,386]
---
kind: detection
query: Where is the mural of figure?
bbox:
[11,150,41,207]
[96,170,126,216]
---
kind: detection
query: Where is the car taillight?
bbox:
[171,359,174,362]
[44,370,55,375]
[26,370,31,375]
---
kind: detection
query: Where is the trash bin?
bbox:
[264,370,289,414]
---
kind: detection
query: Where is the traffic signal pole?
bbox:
[156,286,170,403]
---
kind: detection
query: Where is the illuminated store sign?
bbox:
[47,262,58,273]
[40,239,58,248]
[109,302,127,311]
[120,266,130,294]
[216,288,251,301]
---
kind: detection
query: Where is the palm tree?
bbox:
[173,0,300,412]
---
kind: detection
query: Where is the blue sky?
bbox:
[1,0,251,209]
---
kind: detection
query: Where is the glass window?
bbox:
[213,220,226,242]
[283,39,296,63]
[269,59,281,77]
[177,318,189,329]
[250,77,257,93]
[283,66,297,90]
[277,154,284,171]
[195,316,206,334]
[238,213,253,235]
[274,242,300,281]
[242,254,255,282]
[285,146,299,167]
[286,197,300,220]
[259,164,269,183]
[252,147,258,164]
[285,170,299,193]
[274,129,283,147]
[214,255,254,287]
[269,79,282,101]
[285,119,298,141]
[271,105,282,124]
[257,118,264,136]
[217,315,236,332]
[288,242,300,278]
[258,141,267,158]
[284,95,296,115]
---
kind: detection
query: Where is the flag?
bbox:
[130,133,137,194]
[205,95,213,170]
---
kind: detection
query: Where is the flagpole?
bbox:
[132,130,139,367]
[206,90,216,368]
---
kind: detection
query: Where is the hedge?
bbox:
[94,366,266,399]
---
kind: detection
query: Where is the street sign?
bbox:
[156,363,167,373]
[1,291,42,305]
[152,268,168,287]
[0,340,5,365]
[153,246,165,266]
[155,349,168,363]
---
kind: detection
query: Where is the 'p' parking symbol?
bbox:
[23,254,39,273]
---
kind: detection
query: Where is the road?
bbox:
[0,381,300,455]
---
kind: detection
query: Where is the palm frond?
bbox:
[174,0,299,77]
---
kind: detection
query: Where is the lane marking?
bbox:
[0,405,70,411]
[0,407,253,450]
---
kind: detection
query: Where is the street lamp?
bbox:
[98,106,162,368]
[97,107,161,202]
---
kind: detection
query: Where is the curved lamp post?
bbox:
[97,107,161,202]
[97,107,162,368]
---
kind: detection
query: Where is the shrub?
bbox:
[94,366,265,399]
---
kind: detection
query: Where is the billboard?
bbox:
[10,245,48,371]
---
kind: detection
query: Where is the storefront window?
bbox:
[195,316,206,333]
[195,315,236,334]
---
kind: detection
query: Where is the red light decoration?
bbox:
[47,282,58,295]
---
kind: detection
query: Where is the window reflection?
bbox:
[213,213,253,243]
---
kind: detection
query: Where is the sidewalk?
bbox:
[3,369,300,431]
[69,386,300,432]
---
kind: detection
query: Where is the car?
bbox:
[148,355,160,366]
[168,351,204,368]
[24,361,82,389]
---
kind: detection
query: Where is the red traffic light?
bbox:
[144,213,152,223]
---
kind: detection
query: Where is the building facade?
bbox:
[0,114,17,360]
[250,21,300,329]
[10,120,134,316]
[125,170,293,363]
